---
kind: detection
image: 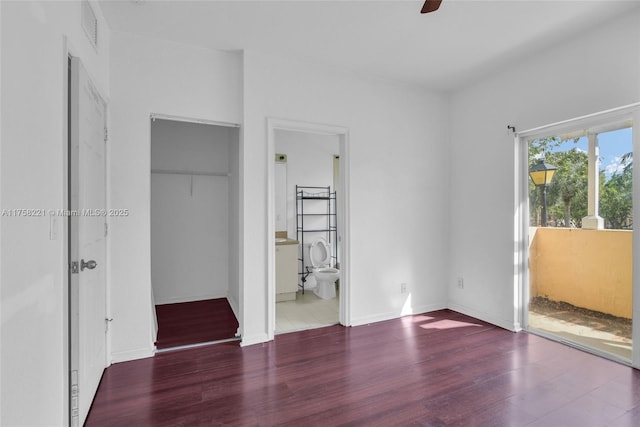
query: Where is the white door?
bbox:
[69,57,108,426]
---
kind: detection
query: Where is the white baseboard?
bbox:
[413,302,449,316]
[350,301,517,332]
[111,346,155,364]
[350,311,398,327]
[154,292,227,305]
[350,302,447,327]
[447,302,518,332]
[240,332,270,347]
[226,293,239,321]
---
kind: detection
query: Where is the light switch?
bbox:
[49,216,58,240]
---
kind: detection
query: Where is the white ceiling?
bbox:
[98,0,640,91]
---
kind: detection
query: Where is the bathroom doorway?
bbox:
[150,116,241,350]
[267,119,350,338]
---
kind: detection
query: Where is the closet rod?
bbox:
[151,169,230,177]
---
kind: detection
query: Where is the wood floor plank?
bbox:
[155,298,238,349]
[86,309,640,426]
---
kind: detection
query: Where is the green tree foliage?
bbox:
[601,156,632,229]
[528,137,562,160]
[528,137,563,226]
[545,149,588,227]
[529,138,633,230]
[528,137,586,227]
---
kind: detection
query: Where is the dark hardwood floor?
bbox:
[155,298,239,349]
[86,310,640,426]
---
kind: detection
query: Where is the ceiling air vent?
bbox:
[81,0,98,48]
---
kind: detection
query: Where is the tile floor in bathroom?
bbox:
[275,288,339,334]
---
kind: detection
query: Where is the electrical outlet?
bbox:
[400,283,407,293]
[457,277,464,289]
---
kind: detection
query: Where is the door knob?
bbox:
[81,259,97,271]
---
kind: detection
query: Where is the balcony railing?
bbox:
[529,227,632,319]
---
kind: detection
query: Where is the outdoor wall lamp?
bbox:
[529,159,557,227]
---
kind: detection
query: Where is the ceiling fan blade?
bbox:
[421,0,442,14]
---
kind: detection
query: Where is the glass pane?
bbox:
[527,127,633,362]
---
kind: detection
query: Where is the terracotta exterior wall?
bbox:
[529,227,632,318]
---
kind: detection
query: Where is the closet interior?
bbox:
[150,117,240,349]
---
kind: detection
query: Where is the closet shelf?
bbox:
[151,169,229,177]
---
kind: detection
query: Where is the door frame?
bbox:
[266,118,351,340]
[148,113,241,347]
[63,42,71,427]
[514,102,640,367]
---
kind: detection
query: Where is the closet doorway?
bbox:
[150,116,240,350]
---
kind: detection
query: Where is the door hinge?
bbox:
[104,126,108,142]
[71,261,79,274]
[104,222,108,237]
[70,370,79,425]
[105,317,113,332]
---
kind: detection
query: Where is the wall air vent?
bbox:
[81,0,98,48]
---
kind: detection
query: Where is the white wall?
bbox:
[151,119,232,172]
[0,1,3,416]
[448,9,640,330]
[243,50,450,343]
[108,31,241,362]
[0,1,110,425]
[151,119,234,304]
[274,129,339,241]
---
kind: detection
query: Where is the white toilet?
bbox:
[309,237,339,299]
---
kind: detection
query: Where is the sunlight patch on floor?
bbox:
[528,311,631,360]
[418,319,484,330]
